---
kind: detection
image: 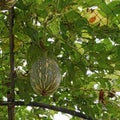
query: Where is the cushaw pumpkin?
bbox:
[30,57,61,96]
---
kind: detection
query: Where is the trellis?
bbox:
[0,7,93,120]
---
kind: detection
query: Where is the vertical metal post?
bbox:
[7,7,15,120]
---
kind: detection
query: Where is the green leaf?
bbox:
[116,45,120,60]
[101,39,113,51]
[98,2,111,15]
[16,75,32,103]
[24,27,38,41]
[49,18,60,35]
[27,44,44,68]
[108,1,120,17]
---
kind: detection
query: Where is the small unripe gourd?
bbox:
[0,0,16,10]
[30,57,61,96]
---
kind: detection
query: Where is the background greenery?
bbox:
[0,0,120,119]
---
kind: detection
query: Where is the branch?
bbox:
[0,101,94,120]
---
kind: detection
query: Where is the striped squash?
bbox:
[0,0,16,10]
[30,57,61,96]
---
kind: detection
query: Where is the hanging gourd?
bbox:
[0,0,16,10]
[30,57,61,96]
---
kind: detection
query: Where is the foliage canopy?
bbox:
[0,0,120,119]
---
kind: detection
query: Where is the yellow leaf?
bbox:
[82,8,108,26]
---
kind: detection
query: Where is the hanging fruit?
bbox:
[0,0,16,10]
[30,57,61,96]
